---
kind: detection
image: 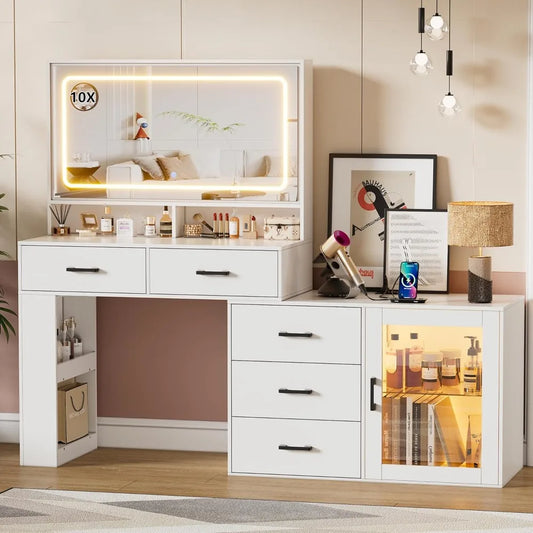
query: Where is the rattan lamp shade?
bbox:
[447,201,513,303]
[448,201,513,247]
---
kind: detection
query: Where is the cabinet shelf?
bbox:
[383,389,481,398]
[57,432,97,466]
[57,351,96,383]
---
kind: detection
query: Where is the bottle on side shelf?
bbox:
[159,206,173,238]
[406,332,423,388]
[441,348,461,390]
[421,352,442,392]
[385,333,404,391]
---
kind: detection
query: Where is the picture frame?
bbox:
[384,208,449,293]
[80,213,98,230]
[328,153,437,289]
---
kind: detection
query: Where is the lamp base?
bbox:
[468,256,492,303]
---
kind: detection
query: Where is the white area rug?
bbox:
[1,488,532,532]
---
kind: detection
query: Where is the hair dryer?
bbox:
[318,230,367,298]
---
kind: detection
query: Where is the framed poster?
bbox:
[384,209,449,293]
[328,154,436,289]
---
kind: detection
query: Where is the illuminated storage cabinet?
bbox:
[229,293,525,487]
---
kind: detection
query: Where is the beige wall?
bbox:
[0,2,528,426]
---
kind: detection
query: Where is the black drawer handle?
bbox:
[195,270,230,276]
[278,444,313,451]
[278,331,313,338]
[278,388,313,395]
[66,267,100,273]
[370,377,377,411]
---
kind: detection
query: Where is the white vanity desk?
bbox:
[18,235,312,467]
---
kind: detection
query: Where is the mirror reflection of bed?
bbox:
[51,62,300,202]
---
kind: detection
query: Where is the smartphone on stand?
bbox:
[393,261,426,303]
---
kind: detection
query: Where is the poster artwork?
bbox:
[350,170,415,284]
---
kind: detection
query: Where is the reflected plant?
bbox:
[159,111,244,134]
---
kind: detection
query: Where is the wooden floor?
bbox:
[1,444,533,513]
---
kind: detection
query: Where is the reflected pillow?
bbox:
[132,154,164,180]
[264,155,297,177]
[157,155,199,180]
[185,148,221,178]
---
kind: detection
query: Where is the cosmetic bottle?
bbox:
[421,352,442,392]
[218,213,224,237]
[406,332,423,388]
[464,336,479,395]
[100,206,114,234]
[385,333,404,391]
[229,211,240,239]
[144,216,156,237]
[441,348,461,389]
[159,206,172,237]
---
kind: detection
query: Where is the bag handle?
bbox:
[70,391,85,412]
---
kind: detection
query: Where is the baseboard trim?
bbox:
[97,417,228,453]
[0,413,19,443]
[1,414,227,453]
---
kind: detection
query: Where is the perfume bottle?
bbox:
[385,333,404,391]
[160,206,172,237]
[229,211,240,239]
[100,206,114,234]
[406,332,423,388]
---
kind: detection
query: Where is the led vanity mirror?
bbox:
[51,62,300,202]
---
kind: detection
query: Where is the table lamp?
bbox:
[447,201,513,303]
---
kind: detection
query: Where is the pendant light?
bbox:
[438,0,460,116]
[425,0,448,41]
[410,1,433,76]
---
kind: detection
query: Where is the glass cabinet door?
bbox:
[382,324,482,469]
[365,307,500,485]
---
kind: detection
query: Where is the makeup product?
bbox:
[241,214,258,239]
[229,211,240,238]
[100,206,114,234]
[421,352,442,392]
[406,332,423,388]
[116,216,134,237]
[441,348,461,388]
[159,206,172,237]
[224,213,229,237]
[144,216,156,236]
[218,213,223,237]
[385,333,404,391]
[213,212,218,236]
[193,213,214,233]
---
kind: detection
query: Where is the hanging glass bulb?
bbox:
[439,92,461,117]
[425,12,448,40]
[410,50,433,76]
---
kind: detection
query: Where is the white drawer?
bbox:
[231,417,360,478]
[231,305,361,363]
[20,246,146,294]
[150,249,278,297]
[232,361,360,421]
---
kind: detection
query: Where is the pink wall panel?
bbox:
[96,297,228,421]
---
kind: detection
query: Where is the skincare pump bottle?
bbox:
[464,336,479,395]
[160,206,172,237]
[100,206,114,234]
